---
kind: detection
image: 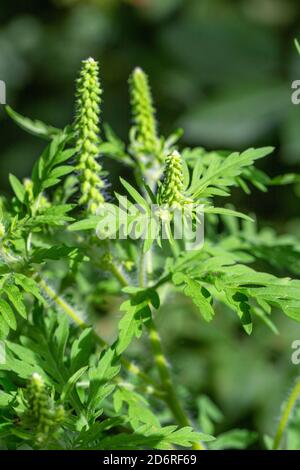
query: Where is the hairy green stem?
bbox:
[109,261,129,288]
[151,273,172,290]
[147,317,205,450]
[139,249,204,450]
[273,377,300,450]
[116,379,166,401]
[138,249,145,288]
[38,278,87,328]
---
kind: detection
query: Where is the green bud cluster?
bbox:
[25,373,64,444]
[75,58,105,214]
[23,178,49,211]
[129,67,160,159]
[99,251,114,270]
[159,151,189,207]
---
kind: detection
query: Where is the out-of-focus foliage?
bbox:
[2,0,300,176]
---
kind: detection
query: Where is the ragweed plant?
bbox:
[1,58,300,451]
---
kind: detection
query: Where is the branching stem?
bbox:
[109,261,129,288]
[138,249,145,288]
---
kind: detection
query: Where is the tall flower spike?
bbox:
[159,150,188,207]
[75,58,105,214]
[129,67,160,159]
[24,373,64,444]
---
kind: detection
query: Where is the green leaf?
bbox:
[5,341,39,367]
[197,395,224,435]
[0,299,16,330]
[49,165,74,179]
[98,426,214,450]
[32,205,74,226]
[88,348,120,414]
[61,366,88,402]
[209,429,257,450]
[70,328,94,374]
[31,245,79,263]
[68,217,102,232]
[114,388,160,430]
[0,391,14,408]
[52,148,76,166]
[0,315,9,339]
[173,273,214,322]
[204,206,254,222]
[54,315,69,363]
[4,285,27,319]
[9,174,26,203]
[226,292,253,335]
[190,147,273,199]
[14,274,45,305]
[120,178,150,213]
[31,134,73,196]
[6,106,61,140]
[152,426,214,449]
[116,293,152,355]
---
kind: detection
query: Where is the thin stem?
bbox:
[139,240,204,449]
[273,377,300,450]
[27,193,43,254]
[39,278,86,327]
[148,316,205,450]
[151,273,172,290]
[138,249,145,288]
[115,379,166,400]
[146,249,153,279]
[109,261,129,288]
[77,378,166,401]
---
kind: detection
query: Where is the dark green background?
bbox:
[1,0,300,444]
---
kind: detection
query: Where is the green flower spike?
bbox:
[75,57,105,214]
[24,373,64,444]
[129,67,160,159]
[0,222,5,239]
[159,150,189,207]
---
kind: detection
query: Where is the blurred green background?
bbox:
[1,0,300,445]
